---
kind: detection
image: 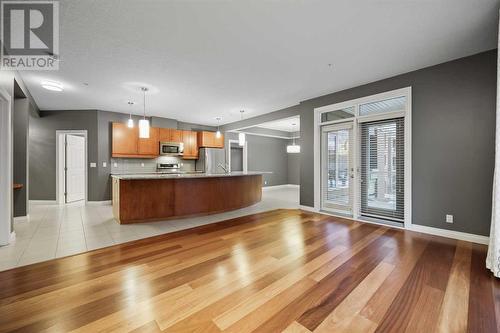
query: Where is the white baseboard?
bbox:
[13,215,29,223]
[29,200,57,205]
[263,184,299,191]
[299,205,317,212]
[87,200,112,205]
[298,206,489,245]
[408,224,489,245]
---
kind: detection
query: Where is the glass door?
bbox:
[360,118,405,223]
[321,122,354,215]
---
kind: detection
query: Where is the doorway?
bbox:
[315,87,411,227]
[227,139,247,172]
[56,131,88,204]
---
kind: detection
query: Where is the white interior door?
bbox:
[321,122,354,215]
[65,134,85,203]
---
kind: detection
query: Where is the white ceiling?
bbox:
[19,0,499,126]
[256,116,300,133]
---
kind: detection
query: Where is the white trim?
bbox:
[87,200,112,205]
[314,86,412,228]
[409,224,489,245]
[13,215,29,223]
[229,130,299,140]
[227,139,248,172]
[29,200,57,205]
[10,231,16,243]
[0,87,12,246]
[299,207,488,245]
[56,130,88,205]
[263,184,299,191]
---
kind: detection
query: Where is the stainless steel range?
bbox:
[157,163,181,173]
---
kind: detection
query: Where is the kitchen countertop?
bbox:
[111,171,269,180]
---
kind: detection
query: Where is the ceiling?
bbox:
[255,116,300,133]
[19,0,499,126]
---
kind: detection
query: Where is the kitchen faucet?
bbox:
[218,163,229,173]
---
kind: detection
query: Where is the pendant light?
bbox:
[238,110,245,146]
[286,122,300,153]
[287,137,301,153]
[139,87,150,139]
[215,117,222,138]
[127,101,134,128]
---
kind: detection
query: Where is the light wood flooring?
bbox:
[0,209,498,332]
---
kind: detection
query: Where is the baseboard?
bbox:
[298,206,489,245]
[299,205,317,212]
[409,224,489,245]
[13,215,29,223]
[29,200,57,205]
[87,200,112,205]
[263,184,299,191]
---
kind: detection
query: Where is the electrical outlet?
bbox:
[141,163,145,167]
[90,162,96,168]
[113,162,118,168]
[102,162,107,167]
[264,181,268,185]
[446,214,454,223]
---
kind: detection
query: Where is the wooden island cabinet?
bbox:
[112,123,218,159]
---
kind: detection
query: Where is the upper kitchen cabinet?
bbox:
[138,127,159,156]
[112,123,159,158]
[197,131,224,148]
[159,128,183,143]
[182,130,199,159]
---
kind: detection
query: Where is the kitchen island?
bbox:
[111,172,263,224]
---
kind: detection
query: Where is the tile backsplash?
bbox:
[111,156,196,174]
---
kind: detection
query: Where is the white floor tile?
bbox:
[5,187,299,270]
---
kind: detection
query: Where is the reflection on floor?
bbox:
[0,186,299,271]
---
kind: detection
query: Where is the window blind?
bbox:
[360,117,404,222]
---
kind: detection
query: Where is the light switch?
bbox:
[102,162,107,167]
[141,163,145,167]
[90,162,97,168]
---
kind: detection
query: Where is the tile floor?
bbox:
[0,186,299,271]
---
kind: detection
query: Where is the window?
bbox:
[321,106,355,122]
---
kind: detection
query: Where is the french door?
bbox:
[317,88,410,226]
[321,122,354,215]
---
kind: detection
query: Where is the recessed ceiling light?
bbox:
[41,81,63,92]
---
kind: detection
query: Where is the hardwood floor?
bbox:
[0,209,498,332]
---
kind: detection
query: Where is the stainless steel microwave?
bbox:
[160,142,184,156]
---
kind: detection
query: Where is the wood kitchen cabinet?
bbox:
[197,131,224,148]
[182,130,198,159]
[138,127,159,156]
[112,122,159,158]
[159,128,183,143]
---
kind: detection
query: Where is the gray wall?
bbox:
[287,138,300,185]
[226,132,289,186]
[13,98,30,217]
[29,110,99,200]
[299,49,496,236]
[221,50,497,236]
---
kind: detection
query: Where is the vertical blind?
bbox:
[360,117,405,221]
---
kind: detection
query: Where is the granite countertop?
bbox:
[111,171,269,180]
